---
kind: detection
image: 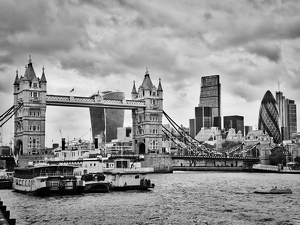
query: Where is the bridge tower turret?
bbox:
[131,68,163,154]
[13,57,47,156]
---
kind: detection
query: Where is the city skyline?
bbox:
[1,1,300,147]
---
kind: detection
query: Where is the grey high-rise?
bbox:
[89,91,125,143]
[276,91,297,140]
[198,75,221,130]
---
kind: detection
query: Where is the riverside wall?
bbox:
[173,166,243,172]
[142,154,257,173]
[0,199,15,225]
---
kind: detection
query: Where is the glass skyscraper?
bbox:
[89,91,125,143]
[258,90,281,143]
[198,75,221,130]
[276,91,297,140]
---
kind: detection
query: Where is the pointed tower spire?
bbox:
[141,68,153,90]
[25,55,36,80]
[158,77,163,92]
[13,69,19,85]
[40,66,47,82]
[131,80,137,94]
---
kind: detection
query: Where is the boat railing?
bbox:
[39,172,77,177]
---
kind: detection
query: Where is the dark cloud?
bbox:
[204,12,213,20]
[1,0,300,143]
[244,42,281,62]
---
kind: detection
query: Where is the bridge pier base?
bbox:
[142,154,173,173]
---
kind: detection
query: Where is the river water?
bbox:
[1,172,300,225]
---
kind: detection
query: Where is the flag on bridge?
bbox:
[70,88,74,93]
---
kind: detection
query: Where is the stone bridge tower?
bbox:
[131,69,163,154]
[13,57,47,155]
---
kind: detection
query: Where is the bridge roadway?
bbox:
[46,94,146,109]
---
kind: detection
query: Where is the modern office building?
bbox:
[276,91,297,140]
[89,91,125,143]
[258,90,281,143]
[189,119,195,138]
[223,115,244,136]
[244,126,253,136]
[198,75,221,130]
[195,106,213,135]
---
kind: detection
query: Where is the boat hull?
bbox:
[0,180,13,189]
[84,181,111,193]
[254,188,292,194]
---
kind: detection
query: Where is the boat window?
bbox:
[135,175,139,179]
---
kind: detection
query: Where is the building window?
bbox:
[29,126,32,131]
[33,138,36,148]
[33,92,38,98]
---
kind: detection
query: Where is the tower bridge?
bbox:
[0,57,261,172]
[1,58,163,157]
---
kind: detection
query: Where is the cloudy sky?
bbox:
[1,0,300,147]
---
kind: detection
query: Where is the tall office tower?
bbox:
[244,126,253,136]
[189,119,195,138]
[195,106,212,135]
[288,100,297,137]
[276,91,297,140]
[198,75,221,129]
[258,90,281,143]
[223,115,244,136]
[89,91,125,143]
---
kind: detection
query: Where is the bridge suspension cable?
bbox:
[162,125,188,150]
[0,103,23,127]
[0,106,14,122]
[163,111,214,155]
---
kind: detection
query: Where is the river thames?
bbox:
[1,172,300,225]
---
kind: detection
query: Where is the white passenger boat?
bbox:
[13,164,85,196]
[103,158,155,191]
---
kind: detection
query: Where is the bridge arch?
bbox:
[137,142,146,154]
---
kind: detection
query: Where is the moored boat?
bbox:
[254,187,292,194]
[252,164,300,174]
[0,169,13,189]
[103,158,155,191]
[13,164,85,196]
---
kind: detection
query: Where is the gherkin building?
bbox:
[258,90,281,143]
